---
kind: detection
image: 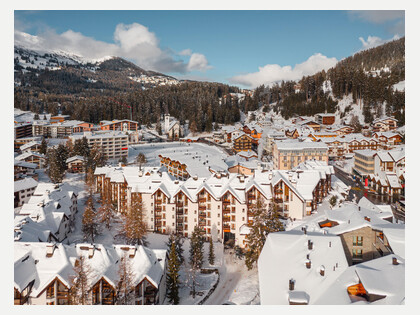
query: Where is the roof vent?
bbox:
[320,265,325,276]
[364,216,371,222]
[308,240,313,250]
[289,279,295,291]
[193,175,198,181]
[268,173,273,180]
[306,259,311,269]
[88,245,94,259]
[46,243,55,257]
[329,241,331,247]
[302,227,307,235]
[392,257,399,265]
[358,206,361,211]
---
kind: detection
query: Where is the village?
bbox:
[14,102,405,305]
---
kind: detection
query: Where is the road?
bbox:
[203,251,242,305]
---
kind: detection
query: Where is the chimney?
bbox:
[268,173,273,180]
[193,175,198,181]
[46,243,55,257]
[364,216,371,222]
[306,259,311,269]
[392,257,399,265]
[129,247,136,258]
[139,170,143,177]
[289,279,295,291]
[88,245,94,259]
[320,266,325,276]
[358,206,361,211]
[329,241,331,247]
[303,227,307,235]
[308,240,313,250]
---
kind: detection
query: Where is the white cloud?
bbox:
[229,53,337,88]
[358,35,400,51]
[179,49,192,56]
[14,23,211,74]
[187,53,212,72]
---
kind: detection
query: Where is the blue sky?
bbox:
[14,10,404,88]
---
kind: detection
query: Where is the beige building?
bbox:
[272,140,328,170]
[353,149,376,177]
[70,131,129,160]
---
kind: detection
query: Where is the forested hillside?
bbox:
[14,37,405,130]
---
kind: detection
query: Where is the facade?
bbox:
[14,136,42,151]
[66,156,86,173]
[233,133,253,153]
[315,113,336,125]
[33,120,87,138]
[372,132,403,149]
[14,177,38,208]
[100,119,139,132]
[272,140,328,170]
[94,167,331,247]
[353,150,376,177]
[15,151,47,169]
[371,117,398,132]
[20,141,42,153]
[14,242,166,305]
[14,123,33,139]
[14,160,38,180]
[70,131,129,160]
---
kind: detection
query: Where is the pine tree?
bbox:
[208,237,215,266]
[245,198,284,270]
[34,113,40,120]
[189,226,204,298]
[122,196,147,245]
[136,152,146,170]
[98,195,115,230]
[166,242,180,305]
[39,138,48,155]
[82,195,100,243]
[175,233,185,265]
[115,253,136,305]
[69,255,93,305]
[46,147,65,183]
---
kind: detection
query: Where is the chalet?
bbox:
[66,155,86,173]
[15,151,47,168]
[233,132,254,153]
[14,243,167,305]
[14,136,42,151]
[371,117,398,132]
[20,141,42,153]
[72,122,94,133]
[315,113,335,125]
[296,119,321,132]
[329,125,354,136]
[372,132,403,149]
[14,160,38,180]
[16,183,78,242]
[14,177,38,208]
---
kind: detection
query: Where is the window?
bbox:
[353,236,363,246]
[218,213,220,217]
[352,249,363,259]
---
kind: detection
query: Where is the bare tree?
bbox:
[69,256,94,305]
[115,253,136,305]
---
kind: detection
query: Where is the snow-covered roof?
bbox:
[14,242,166,296]
[316,255,405,305]
[14,177,38,192]
[66,155,86,163]
[273,140,328,151]
[258,230,348,305]
[14,159,37,169]
[20,141,41,151]
[15,151,46,161]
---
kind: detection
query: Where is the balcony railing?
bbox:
[199,205,206,211]
[222,200,230,205]
[198,197,206,203]
[248,195,256,200]
[155,199,162,204]
[274,198,283,203]
[176,201,183,207]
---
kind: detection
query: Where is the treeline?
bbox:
[240,37,405,124]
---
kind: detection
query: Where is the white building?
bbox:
[14,177,38,208]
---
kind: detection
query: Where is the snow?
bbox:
[392,80,405,92]
[14,177,38,192]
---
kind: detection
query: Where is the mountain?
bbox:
[14,46,179,93]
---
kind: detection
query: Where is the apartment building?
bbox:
[70,131,129,160]
[100,119,139,131]
[14,242,166,305]
[315,113,336,125]
[353,150,376,178]
[94,167,332,247]
[272,140,328,170]
[371,117,398,132]
[14,122,33,139]
[233,133,253,153]
[33,120,87,138]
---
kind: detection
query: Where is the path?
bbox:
[203,251,242,305]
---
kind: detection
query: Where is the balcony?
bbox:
[198,197,206,203]
[247,194,256,200]
[176,209,184,215]
[199,205,206,211]
[222,200,230,205]
[176,201,183,207]
[155,199,162,205]
[223,208,230,214]
[155,214,162,219]
[274,198,283,203]
[155,221,162,227]
[154,206,162,211]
